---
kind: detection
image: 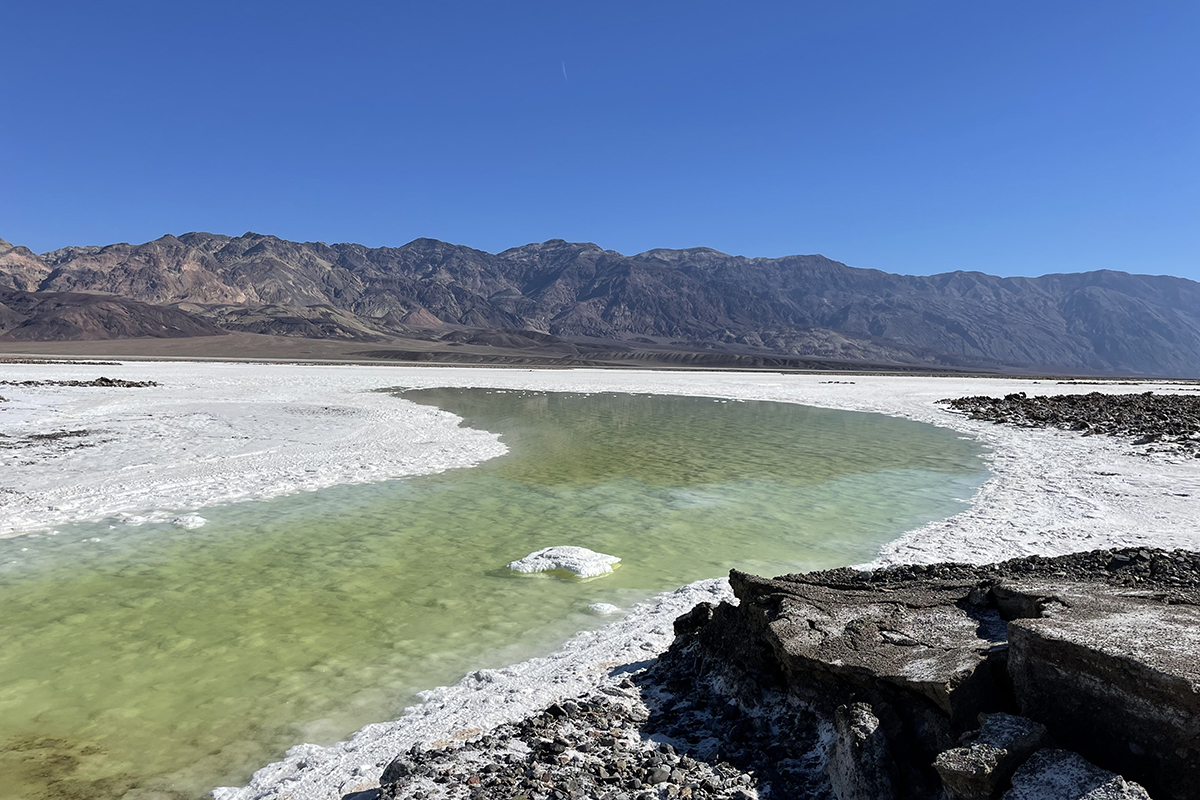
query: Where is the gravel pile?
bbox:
[939,391,1200,455]
[780,547,1200,602]
[0,376,159,388]
[378,663,830,800]
[0,358,122,365]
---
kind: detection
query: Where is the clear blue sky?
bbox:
[2,1,1197,279]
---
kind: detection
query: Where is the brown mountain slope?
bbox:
[7,230,1200,375]
[0,290,227,341]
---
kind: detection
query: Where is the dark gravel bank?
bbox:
[376,662,829,800]
[0,376,159,388]
[939,391,1200,455]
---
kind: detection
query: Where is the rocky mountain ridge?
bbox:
[4,232,1200,375]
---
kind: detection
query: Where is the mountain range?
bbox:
[2,232,1199,376]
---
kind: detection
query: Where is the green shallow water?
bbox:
[0,389,987,800]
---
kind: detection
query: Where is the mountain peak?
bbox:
[636,246,732,261]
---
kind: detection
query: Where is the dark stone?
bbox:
[690,568,1010,796]
[826,703,898,800]
[1003,749,1151,800]
[673,602,716,637]
[673,548,1200,799]
[379,756,416,784]
[934,713,1049,800]
[1008,590,1200,800]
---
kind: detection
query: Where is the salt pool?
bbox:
[0,389,986,799]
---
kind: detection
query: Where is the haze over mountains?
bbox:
[2,232,1199,376]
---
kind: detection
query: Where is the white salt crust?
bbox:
[2,362,1198,800]
[508,546,622,579]
[588,603,622,616]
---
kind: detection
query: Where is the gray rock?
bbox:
[825,703,897,800]
[681,549,1200,800]
[694,567,1011,791]
[1008,590,1200,800]
[1003,749,1152,800]
[934,713,1049,800]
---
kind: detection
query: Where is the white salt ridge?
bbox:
[508,546,621,579]
[171,514,207,529]
[2,362,1198,800]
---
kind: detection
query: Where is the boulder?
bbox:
[675,550,1200,800]
[1007,589,1200,800]
[826,703,898,800]
[1003,749,1151,800]
[934,713,1049,800]
[693,569,1011,796]
[379,753,417,799]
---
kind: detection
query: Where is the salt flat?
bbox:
[1,362,1196,800]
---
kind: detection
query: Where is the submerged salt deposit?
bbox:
[588,602,622,616]
[508,546,622,579]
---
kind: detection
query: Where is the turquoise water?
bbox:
[0,389,986,800]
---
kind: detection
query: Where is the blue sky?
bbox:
[2,1,1197,279]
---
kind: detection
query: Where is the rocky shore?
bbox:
[376,548,1200,800]
[0,375,159,388]
[940,391,1200,456]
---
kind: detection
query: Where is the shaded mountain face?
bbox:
[0,290,226,341]
[6,231,1200,375]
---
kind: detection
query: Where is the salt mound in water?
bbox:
[588,602,622,615]
[171,515,207,529]
[507,546,621,579]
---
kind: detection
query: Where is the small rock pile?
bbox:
[803,547,1200,602]
[378,668,829,800]
[939,391,1200,455]
[0,358,121,365]
[0,376,160,388]
[377,696,754,800]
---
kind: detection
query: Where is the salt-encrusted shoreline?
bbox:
[2,363,1198,800]
[0,363,509,537]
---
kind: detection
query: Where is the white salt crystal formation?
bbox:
[507,546,621,579]
[588,603,622,615]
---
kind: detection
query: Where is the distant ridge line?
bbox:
[3,231,1199,377]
